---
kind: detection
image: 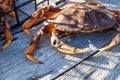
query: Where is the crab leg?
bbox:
[24,25,49,63]
[24,32,42,63]
[24,28,42,63]
[0,4,15,22]
[24,23,89,63]
[51,31,89,54]
[1,17,13,49]
[2,0,13,6]
[22,6,62,38]
[100,32,120,51]
[24,23,56,63]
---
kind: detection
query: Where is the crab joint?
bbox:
[22,17,39,38]
[51,32,89,54]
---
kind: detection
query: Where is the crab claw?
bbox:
[2,17,13,50]
[24,30,44,64]
[51,31,89,54]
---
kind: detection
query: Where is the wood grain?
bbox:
[0,0,120,80]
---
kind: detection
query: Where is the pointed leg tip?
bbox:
[39,61,44,64]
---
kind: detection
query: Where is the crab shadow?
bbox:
[61,30,117,52]
[56,31,120,79]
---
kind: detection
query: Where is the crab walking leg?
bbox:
[24,30,43,63]
[22,6,62,38]
[2,0,13,6]
[100,32,120,51]
[22,7,48,38]
[99,9,120,51]
[24,32,43,63]
[51,31,89,54]
[23,17,39,38]
[2,18,13,49]
[0,4,15,22]
[24,23,56,63]
[22,6,49,38]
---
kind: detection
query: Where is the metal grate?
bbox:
[0,0,49,31]
[0,0,65,36]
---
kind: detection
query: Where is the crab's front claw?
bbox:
[2,17,13,50]
[51,31,89,54]
[24,31,43,64]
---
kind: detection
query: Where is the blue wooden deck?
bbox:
[0,0,120,80]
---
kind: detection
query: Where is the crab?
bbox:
[22,0,120,63]
[0,0,15,49]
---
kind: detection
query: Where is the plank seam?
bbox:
[52,50,100,80]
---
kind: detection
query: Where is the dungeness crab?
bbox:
[23,0,120,63]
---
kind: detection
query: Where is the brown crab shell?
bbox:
[48,3,116,33]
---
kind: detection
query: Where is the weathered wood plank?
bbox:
[56,44,120,80]
[0,0,120,80]
[0,25,116,80]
